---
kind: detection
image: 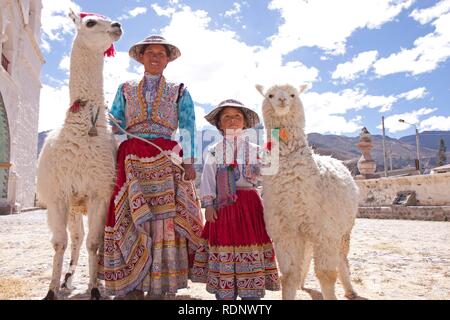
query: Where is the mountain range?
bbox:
[308,130,450,173]
[37,130,450,175]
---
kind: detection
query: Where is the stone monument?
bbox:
[356,127,379,179]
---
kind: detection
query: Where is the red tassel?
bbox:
[228,162,238,171]
[69,101,81,113]
[79,12,116,57]
[104,44,116,57]
[264,141,272,151]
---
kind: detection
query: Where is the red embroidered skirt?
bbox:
[98,138,203,296]
[191,188,280,299]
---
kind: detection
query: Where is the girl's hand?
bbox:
[182,163,196,181]
[205,206,217,222]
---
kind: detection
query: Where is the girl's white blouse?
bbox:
[200,137,261,204]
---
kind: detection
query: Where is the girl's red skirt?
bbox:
[191,188,280,299]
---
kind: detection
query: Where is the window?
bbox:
[1,24,13,74]
[1,51,10,72]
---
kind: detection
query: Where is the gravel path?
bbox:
[0,210,449,300]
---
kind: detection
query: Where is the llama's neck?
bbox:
[264,113,309,154]
[69,39,105,106]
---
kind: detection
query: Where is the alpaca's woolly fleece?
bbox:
[257,83,359,300]
[35,11,121,299]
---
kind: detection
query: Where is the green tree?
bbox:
[438,138,447,166]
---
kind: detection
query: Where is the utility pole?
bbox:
[389,142,393,171]
[415,127,421,174]
[381,116,388,177]
[399,119,421,174]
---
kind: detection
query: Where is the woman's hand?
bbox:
[205,206,217,222]
[182,163,196,180]
[108,115,122,134]
[112,125,120,134]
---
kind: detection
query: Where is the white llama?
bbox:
[256,84,359,300]
[36,10,122,300]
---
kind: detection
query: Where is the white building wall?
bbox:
[357,172,450,206]
[0,0,44,210]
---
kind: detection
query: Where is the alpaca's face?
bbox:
[264,85,300,117]
[77,16,123,53]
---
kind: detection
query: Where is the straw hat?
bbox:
[129,35,181,63]
[205,99,261,129]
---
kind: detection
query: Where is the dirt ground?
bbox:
[0,209,449,300]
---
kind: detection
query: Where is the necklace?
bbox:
[222,136,239,171]
[137,75,166,119]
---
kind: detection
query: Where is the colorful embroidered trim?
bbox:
[137,76,166,126]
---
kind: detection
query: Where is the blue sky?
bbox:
[39,0,450,138]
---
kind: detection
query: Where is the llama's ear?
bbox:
[68,8,82,28]
[299,84,309,94]
[255,84,265,97]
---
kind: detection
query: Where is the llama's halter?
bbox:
[264,127,290,151]
[69,99,101,137]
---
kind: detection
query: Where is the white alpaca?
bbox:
[36,10,122,300]
[256,84,359,300]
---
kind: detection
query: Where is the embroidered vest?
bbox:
[212,140,261,210]
[122,77,183,137]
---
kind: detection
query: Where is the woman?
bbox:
[98,35,203,299]
[191,99,280,300]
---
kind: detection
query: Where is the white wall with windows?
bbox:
[0,0,44,213]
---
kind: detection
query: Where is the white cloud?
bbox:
[41,0,80,48]
[58,54,70,75]
[118,6,148,20]
[397,87,428,100]
[301,89,397,134]
[158,5,319,118]
[332,50,378,82]
[39,51,141,131]
[222,2,243,24]
[39,84,70,132]
[194,106,211,130]
[305,89,394,112]
[129,7,147,17]
[374,11,450,76]
[39,1,447,138]
[410,0,450,24]
[103,52,142,105]
[152,3,177,17]
[420,116,450,131]
[300,85,432,134]
[267,0,413,56]
[224,3,241,17]
[381,108,437,133]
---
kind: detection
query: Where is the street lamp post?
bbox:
[399,119,422,174]
[381,116,388,177]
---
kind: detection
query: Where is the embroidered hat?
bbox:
[129,35,181,63]
[205,99,261,129]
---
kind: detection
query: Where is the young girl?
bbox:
[191,99,280,300]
